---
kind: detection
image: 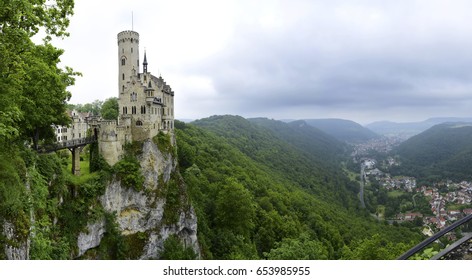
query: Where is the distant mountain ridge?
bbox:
[300,118,380,143]
[367,117,472,138]
[391,122,472,181]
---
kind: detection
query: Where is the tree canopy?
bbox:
[101,97,119,120]
[0,0,78,146]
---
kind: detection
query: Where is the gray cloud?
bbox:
[61,0,472,123]
[179,2,472,123]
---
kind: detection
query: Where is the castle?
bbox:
[98,30,175,165]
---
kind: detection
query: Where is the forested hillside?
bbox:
[302,119,379,143]
[175,117,422,259]
[391,123,472,182]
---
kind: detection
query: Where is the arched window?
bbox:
[121,58,125,66]
[136,120,143,126]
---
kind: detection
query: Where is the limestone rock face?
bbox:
[77,138,199,259]
[3,221,29,260]
[77,218,106,256]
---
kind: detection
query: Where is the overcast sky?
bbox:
[53,0,472,124]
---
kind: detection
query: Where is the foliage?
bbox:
[114,157,144,192]
[100,97,118,120]
[0,0,78,148]
[215,178,256,237]
[0,147,26,218]
[153,131,174,155]
[193,116,357,207]
[392,123,472,181]
[160,234,198,260]
[69,100,103,116]
[341,234,413,260]
[302,118,380,143]
[265,232,329,260]
[175,119,422,260]
[89,142,110,173]
[162,173,184,225]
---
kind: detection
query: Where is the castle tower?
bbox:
[117,31,140,95]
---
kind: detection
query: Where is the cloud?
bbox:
[58,0,472,123]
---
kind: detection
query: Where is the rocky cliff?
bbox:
[77,136,199,259]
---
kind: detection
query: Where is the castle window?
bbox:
[132,106,136,114]
[122,73,125,80]
[122,85,125,92]
[130,92,137,102]
[136,120,143,126]
[131,47,133,53]
[122,48,124,53]
[121,58,125,66]
[123,107,128,114]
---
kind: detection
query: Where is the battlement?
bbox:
[117,30,139,44]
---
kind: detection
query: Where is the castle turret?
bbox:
[143,51,148,74]
[118,31,140,95]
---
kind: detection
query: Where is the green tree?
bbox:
[341,234,411,260]
[101,97,119,120]
[215,178,256,237]
[0,0,78,147]
[18,43,78,148]
[264,233,329,260]
[160,235,197,260]
[76,100,103,115]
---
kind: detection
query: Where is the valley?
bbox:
[348,123,472,257]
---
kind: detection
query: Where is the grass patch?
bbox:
[387,190,405,198]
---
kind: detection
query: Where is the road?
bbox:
[359,165,366,208]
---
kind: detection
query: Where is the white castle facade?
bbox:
[98,30,175,165]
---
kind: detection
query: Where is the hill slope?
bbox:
[303,119,379,143]
[176,116,421,259]
[391,122,472,181]
[193,115,350,203]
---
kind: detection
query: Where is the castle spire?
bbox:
[143,50,148,73]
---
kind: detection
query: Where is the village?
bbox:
[361,157,472,236]
[351,137,472,238]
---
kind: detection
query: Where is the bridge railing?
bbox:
[398,213,472,260]
[37,136,97,153]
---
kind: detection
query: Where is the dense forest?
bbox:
[302,119,380,143]
[176,116,421,259]
[391,123,472,183]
